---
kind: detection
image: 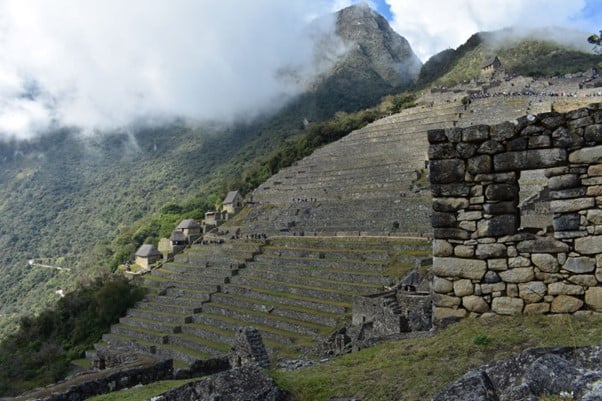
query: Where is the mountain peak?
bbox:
[333,3,422,88]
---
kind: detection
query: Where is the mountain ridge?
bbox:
[0,3,421,338]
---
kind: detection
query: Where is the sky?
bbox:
[0,0,599,140]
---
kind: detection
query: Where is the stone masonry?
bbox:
[428,103,602,323]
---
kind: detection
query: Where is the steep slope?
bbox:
[418,28,602,87]
[289,3,421,122]
[94,79,597,370]
[0,4,420,338]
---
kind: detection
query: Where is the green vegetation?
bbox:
[418,31,602,88]
[72,315,602,401]
[0,275,145,397]
[0,47,410,339]
[272,315,602,401]
[106,196,216,272]
[87,379,196,401]
[589,30,602,53]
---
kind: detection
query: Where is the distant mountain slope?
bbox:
[290,3,421,122]
[418,28,602,87]
[0,4,420,337]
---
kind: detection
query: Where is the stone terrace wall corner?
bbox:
[428,103,602,323]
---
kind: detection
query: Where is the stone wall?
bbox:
[352,290,432,336]
[428,103,602,322]
[21,359,173,401]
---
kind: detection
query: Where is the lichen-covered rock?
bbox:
[531,253,559,273]
[563,256,596,273]
[548,282,585,296]
[433,257,487,280]
[575,235,602,254]
[154,366,285,401]
[518,281,546,303]
[499,268,534,284]
[550,295,583,313]
[523,302,550,314]
[585,287,602,311]
[491,297,524,315]
[462,295,489,313]
[433,306,467,323]
[432,276,453,293]
[433,347,602,401]
[453,279,474,297]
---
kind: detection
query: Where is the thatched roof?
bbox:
[223,190,241,204]
[170,230,187,242]
[481,56,501,69]
[177,219,201,229]
[135,244,162,258]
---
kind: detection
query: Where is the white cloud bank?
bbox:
[0,0,340,139]
[384,0,599,62]
[0,0,598,139]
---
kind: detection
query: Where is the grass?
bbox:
[270,314,602,401]
[87,379,196,401]
[74,314,602,401]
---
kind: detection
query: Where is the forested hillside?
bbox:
[0,4,420,338]
[418,27,602,87]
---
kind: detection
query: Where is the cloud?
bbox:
[383,0,598,62]
[0,0,341,139]
[1,0,596,139]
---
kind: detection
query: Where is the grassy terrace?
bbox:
[94,235,433,371]
[193,312,318,355]
[266,236,431,248]
[274,315,602,401]
[87,315,602,401]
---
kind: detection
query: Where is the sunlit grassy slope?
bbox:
[87,315,602,401]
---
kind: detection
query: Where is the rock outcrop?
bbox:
[153,366,285,401]
[433,346,602,401]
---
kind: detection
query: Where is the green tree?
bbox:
[588,30,602,54]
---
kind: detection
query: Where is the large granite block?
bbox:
[494,148,567,171]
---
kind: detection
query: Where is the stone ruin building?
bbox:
[228,327,271,369]
[429,103,602,323]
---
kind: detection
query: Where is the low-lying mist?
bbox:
[0,1,346,141]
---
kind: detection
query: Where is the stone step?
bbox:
[211,293,340,326]
[135,299,203,315]
[180,322,235,346]
[168,333,230,356]
[110,323,169,344]
[268,170,416,187]
[153,343,212,365]
[192,312,316,346]
[267,237,431,251]
[179,251,251,266]
[251,254,386,272]
[143,275,222,293]
[126,308,193,324]
[119,316,182,334]
[236,269,384,294]
[245,262,392,286]
[259,247,390,261]
[99,333,157,355]
[201,302,330,337]
[226,284,348,315]
[151,267,232,284]
[163,287,214,301]
[189,242,262,254]
[149,294,208,308]
[230,276,359,304]
[164,262,242,277]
